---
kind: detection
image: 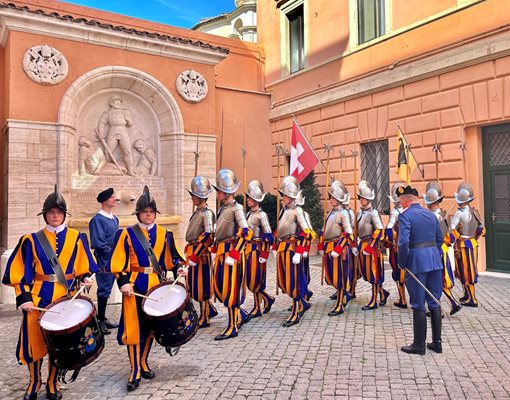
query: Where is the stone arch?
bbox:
[58,66,183,135]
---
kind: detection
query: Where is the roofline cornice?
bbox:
[0,2,229,65]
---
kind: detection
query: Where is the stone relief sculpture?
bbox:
[176,69,208,103]
[95,95,136,176]
[78,136,125,175]
[133,139,158,176]
[23,44,69,85]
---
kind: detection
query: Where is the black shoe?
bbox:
[329,292,338,300]
[127,379,140,392]
[327,309,344,316]
[460,300,478,308]
[263,297,275,314]
[379,289,390,306]
[198,320,210,329]
[46,390,62,400]
[141,369,155,380]
[239,314,251,328]
[23,393,37,400]
[98,321,111,335]
[103,318,119,329]
[214,332,238,341]
[362,304,377,311]
[393,301,408,309]
[450,304,462,316]
[282,319,299,327]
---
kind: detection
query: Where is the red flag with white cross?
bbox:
[290,119,320,182]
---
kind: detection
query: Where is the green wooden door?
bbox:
[483,124,510,273]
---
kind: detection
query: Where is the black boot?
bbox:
[401,309,426,355]
[427,307,442,353]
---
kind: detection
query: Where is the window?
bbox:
[358,0,385,44]
[361,140,390,214]
[287,5,304,73]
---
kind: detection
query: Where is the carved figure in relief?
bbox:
[176,70,208,103]
[78,136,125,176]
[133,139,157,177]
[96,96,136,176]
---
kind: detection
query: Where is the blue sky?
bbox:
[63,0,236,29]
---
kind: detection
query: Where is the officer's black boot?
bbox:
[97,296,111,335]
[401,309,426,355]
[427,307,442,353]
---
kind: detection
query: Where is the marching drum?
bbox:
[39,296,105,373]
[142,281,198,348]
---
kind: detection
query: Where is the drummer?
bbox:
[106,186,187,392]
[2,186,97,400]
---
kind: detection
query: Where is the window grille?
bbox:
[361,139,390,214]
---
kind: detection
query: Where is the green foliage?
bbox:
[300,170,324,231]
[235,193,278,232]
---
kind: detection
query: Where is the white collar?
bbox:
[45,224,66,234]
[98,210,115,219]
[138,222,155,231]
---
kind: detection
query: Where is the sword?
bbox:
[402,267,447,315]
[94,128,124,175]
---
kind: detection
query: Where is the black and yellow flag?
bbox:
[396,130,417,184]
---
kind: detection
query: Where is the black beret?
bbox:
[396,185,418,197]
[97,188,114,203]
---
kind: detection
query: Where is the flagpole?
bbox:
[275,142,283,296]
[351,148,360,293]
[217,108,224,213]
[242,126,247,209]
[193,125,200,213]
[397,124,425,179]
[323,143,333,220]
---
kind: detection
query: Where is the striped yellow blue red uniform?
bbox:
[358,228,385,308]
[106,224,184,384]
[2,226,97,397]
[385,227,407,307]
[245,232,274,316]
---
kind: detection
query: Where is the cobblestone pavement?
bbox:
[1,257,510,399]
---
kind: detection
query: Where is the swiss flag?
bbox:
[290,119,320,182]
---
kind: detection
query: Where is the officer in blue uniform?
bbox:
[397,185,444,355]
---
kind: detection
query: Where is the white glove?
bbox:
[188,260,197,267]
[292,253,301,264]
[225,256,235,266]
[319,250,324,256]
[211,253,216,264]
[303,251,309,259]
[351,247,359,256]
[362,250,370,256]
[330,250,340,258]
[272,250,277,259]
[258,257,268,264]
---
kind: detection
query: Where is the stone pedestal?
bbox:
[1,249,15,305]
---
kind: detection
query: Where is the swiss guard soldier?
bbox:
[356,180,389,310]
[318,181,358,316]
[245,180,275,317]
[185,176,218,328]
[423,181,462,316]
[274,175,315,327]
[107,186,186,392]
[295,191,316,302]
[385,182,408,309]
[450,182,485,307]
[2,186,97,400]
[340,186,358,302]
[211,169,253,340]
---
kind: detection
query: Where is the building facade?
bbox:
[260,0,510,273]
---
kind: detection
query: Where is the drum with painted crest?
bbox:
[142,281,198,348]
[39,296,104,371]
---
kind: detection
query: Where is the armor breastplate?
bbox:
[451,206,480,237]
[357,207,383,238]
[186,207,214,243]
[278,205,309,239]
[247,209,272,240]
[386,207,401,229]
[344,207,355,229]
[432,208,450,237]
[216,201,247,242]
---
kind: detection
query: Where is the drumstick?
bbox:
[32,306,60,314]
[159,265,189,300]
[132,292,158,302]
[63,273,96,311]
